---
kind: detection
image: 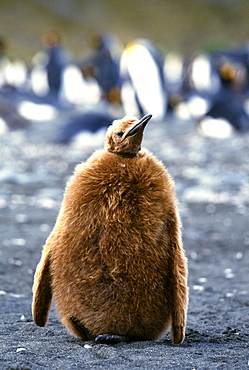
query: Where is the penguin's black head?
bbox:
[105,114,152,158]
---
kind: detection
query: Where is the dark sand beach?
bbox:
[0,103,248,369]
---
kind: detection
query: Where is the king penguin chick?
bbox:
[32,114,188,344]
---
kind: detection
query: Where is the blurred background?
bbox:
[1,0,249,137]
[2,0,249,61]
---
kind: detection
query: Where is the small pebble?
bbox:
[236,252,243,260]
[84,344,92,349]
[193,285,204,291]
[9,293,25,298]
[206,204,216,213]
[11,238,26,246]
[0,198,7,208]
[15,213,28,223]
[224,268,234,279]
[40,223,50,232]
[16,348,26,353]
[8,258,22,266]
[238,291,247,295]
[190,251,198,260]
[198,277,207,283]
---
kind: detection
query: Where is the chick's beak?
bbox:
[125,114,152,138]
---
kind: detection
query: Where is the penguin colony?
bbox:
[32,114,188,344]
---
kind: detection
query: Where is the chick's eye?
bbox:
[116,132,124,138]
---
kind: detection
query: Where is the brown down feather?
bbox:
[32,115,188,344]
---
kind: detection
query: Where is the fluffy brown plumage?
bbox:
[32,114,188,344]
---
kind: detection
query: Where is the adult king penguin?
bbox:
[32,114,188,344]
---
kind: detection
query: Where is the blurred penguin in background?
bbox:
[203,55,249,132]
[0,36,28,93]
[53,110,114,144]
[169,51,249,134]
[79,32,122,105]
[120,39,167,121]
[0,36,11,90]
[212,42,249,94]
[31,31,71,103]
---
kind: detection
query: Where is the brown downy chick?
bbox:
[32,114,188,344]
[105,114,151,157]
